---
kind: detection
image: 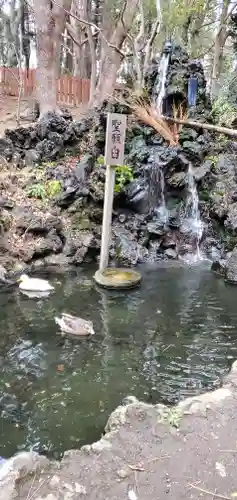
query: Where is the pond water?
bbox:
[0,262,237,459]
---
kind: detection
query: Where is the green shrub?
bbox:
[26,180,62,200]
[26,183,46,199]
[96,155,134,193]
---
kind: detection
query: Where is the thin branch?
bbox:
[51,0,125,57]
[142,18,160,86]
[189,483,231,500]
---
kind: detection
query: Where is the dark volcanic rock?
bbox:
[0,137,14,161]
[15,212,62,234]
[33,230,63,257]
[211,259,226,276]
[226,247,237,283]
[112,227,148,265]
[225,203,237,233]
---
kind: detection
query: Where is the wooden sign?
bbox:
[104,113,127,166]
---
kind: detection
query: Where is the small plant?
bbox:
[96,156,105,166]
[159,407,182,428]
[96,156,134,193]
[26,183,47,199]
[46,180,62,197]
[206,155,218,171]
[114,165,134,192]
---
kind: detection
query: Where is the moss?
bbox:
[70,212,92,230]
[206,155,218,172]
[0,210,12,231]
[158,407,183,428]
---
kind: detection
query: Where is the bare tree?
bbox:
[33,0,72,116]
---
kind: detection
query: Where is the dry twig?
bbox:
[190,483,231,500]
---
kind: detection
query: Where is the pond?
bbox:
[0,262,237,459]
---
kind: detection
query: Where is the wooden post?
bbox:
[99,112,127,271]
[100,165,116,270]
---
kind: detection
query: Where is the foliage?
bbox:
[26,183,47,199]
[212,75,237,127]
[46,180,62,197]
[26,180,62,199]
[206,155,218,171]
[96,155,134,193]
[114,165,134,193]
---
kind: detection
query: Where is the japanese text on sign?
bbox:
[104,113,127,166]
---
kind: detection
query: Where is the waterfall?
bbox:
[147,164,168,223]
[180,164,204,259]
[156,53,170,114]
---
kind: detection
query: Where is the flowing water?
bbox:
[1,263,237,459]
[181,164,204,259]
[156,52,170,114]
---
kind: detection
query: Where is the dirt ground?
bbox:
[0,96,82,136]
[13,363,237,500]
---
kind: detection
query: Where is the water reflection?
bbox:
[0,263,237,458]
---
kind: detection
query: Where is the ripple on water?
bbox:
[0,264,237,457]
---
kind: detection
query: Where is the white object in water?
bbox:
[128,488,138,500]
[18,274,54,292]
[55,313,95,336]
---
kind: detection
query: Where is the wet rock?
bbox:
[161,232,177,249]
[225,247,237,283]
[211,259,226,276]
[166,171,186,189]
[112,227,148,265]
[69,231,98,264]
[182,141,204,164]
[164,248,177,259]
[15,212,62,234]
[125,180,150,214]
[193,160,212,181]
[147,221,166,238]
[44,254,72,268]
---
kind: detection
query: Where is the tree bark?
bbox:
[92,0,139,106]
[33,0,72,117]
[211,0,231,98]
[162,115,237,138]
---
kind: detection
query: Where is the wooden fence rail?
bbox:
[0,67,90,106]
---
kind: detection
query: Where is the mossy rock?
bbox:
[0,210,13,231]
[94,268,141,289]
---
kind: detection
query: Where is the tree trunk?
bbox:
[211,0,230,98]
[93,0,139,106]
[33,0,72,117]
[162,115,237,138]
